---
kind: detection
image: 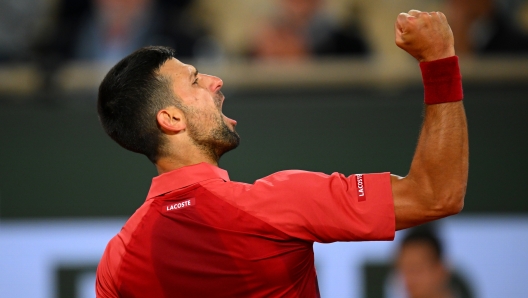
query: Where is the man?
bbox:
[395,227,471,298]
[250,0,368,59]
[96,10,468,297]
[446,0,528,55]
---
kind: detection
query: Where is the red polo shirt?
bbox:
[96,163,395,297]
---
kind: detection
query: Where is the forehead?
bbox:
[158,57,195,80]
[398,242,438,264]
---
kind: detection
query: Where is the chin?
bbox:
[217,135,240,158]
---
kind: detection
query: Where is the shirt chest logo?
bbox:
[165,198,195,212]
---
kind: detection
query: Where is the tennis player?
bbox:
[96,10,468,297]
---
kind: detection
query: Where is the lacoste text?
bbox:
[356,174,366,202]
[166,199,194,211]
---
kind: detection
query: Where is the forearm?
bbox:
[395,58,469,229]
[408,101,468,213]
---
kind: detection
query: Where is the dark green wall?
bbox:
[1,82,527,218]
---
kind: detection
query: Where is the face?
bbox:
[159,58,240,160]
[281,0,322,23]
[396,242,448,298]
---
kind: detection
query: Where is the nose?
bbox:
[203,74,223,92]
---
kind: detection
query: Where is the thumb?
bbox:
[395,20,403,41]
[395,13,408,45]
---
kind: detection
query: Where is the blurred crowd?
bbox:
[392,226,474,298]
[1,0,528,68]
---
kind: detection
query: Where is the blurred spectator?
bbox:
[37,0,214,67]
[446,0,528,55]
[250,0,369,60]
[0,0,51,62]
[394,226,474,298]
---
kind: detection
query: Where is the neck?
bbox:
[155,136,226,174]
[155,154,218,175]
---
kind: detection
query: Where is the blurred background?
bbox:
[1,0,527,297]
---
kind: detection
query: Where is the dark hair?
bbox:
[400,225,443,261]
[97,46,178,163]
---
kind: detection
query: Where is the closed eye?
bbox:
[189,65,199,85]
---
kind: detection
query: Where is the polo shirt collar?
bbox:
[146,162,229,200]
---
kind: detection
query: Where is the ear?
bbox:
[156,106,186,134]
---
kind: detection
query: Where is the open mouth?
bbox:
[223,114,237,128]
[219,93,236,128]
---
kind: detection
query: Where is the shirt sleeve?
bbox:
[235,170,395,243]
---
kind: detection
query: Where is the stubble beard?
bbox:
[186,96,240,162]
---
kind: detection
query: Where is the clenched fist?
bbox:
[395,10,455,62]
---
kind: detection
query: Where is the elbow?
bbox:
[446,194,464,215]
[435,184,466,217]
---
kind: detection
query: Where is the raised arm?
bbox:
[391,10,469,230]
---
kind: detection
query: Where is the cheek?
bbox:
[188,108,220,130]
